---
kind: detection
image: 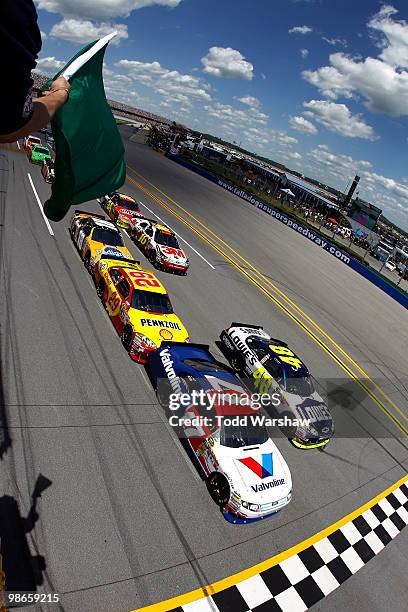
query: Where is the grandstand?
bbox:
[31,72,171,127]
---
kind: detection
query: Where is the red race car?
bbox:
[98,192,144,229]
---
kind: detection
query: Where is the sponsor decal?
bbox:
[297,400,331,423]
[159,348,183,395]
[99,262,107,271]
[251,479,285,493]
[119,208,136,216]
[141,319,181,330]
[229,331,258,365]
[159,328,173,340]
[238,453,273,479]
[103,247,125,258]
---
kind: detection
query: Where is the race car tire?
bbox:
[148,250,156,265]
[96,279,105,299]
[206,472,230,507]
[84,253,92,274]
[121,325,133,353]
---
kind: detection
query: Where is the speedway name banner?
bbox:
[42,33,126,221]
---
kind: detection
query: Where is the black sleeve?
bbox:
[0,0,42,135]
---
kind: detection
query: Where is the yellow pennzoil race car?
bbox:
[69,211,133,273]
[93,255,189,362]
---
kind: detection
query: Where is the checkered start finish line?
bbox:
[165,481,408,612]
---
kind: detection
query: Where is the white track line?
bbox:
[27,173,54,236]
[139,200,215,269]
[16,141,20,150]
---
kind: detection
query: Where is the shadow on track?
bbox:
[0,474,52,591]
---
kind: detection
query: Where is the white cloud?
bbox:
[289,115,318,134]
[288,25,313,34]
[300,48,309,58]
[302,7,408,116]
[203,101,268,127]
[322,37,347,47]
[303,100,377,140]
[36,56,65,74]
[235,95,260,108]
[35,0,182,20]
[50,18,128,44]
[40,30,47,40]
[117,58,212,101]
[260,73,267,80]
[368,4,408,68]
[201,47,254,80]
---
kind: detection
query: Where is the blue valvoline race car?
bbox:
[148,342,292,522]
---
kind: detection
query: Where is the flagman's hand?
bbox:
[0,77,70,143]
[42,76,71,103]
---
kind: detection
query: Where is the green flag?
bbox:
[42,33,125,221]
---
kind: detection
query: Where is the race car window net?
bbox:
[117,280,130,299]
[92,228,124,247]
[182,359,225,372]
[284,375,314,396]
[220,419,268,448]
[155,231,179,248]
[131,290,173,314]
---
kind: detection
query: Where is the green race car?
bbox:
[29,145,52,165]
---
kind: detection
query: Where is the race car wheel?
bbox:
[96,279,105,299]
[148,250,156,265]
[206,473,230,507]
[84,253,92,274]
[121,325,133,353]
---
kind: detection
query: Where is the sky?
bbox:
[35,0,408,229]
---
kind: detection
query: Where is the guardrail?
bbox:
[166,153,408,310]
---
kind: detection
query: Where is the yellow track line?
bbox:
[132,473,408,611]
[126,174,407,437]
[127,165,407,424]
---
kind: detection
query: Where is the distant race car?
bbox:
[220,323,334,449]
[149,342,292,521]
[98,192,144,229]
[41,158,55,183]
[23,135,42,152]
[130,218,189,274]
[69,211,133,272]
[29,144,52,165]
[93,257,189,362]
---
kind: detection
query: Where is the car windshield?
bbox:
[284,375,314,396]
[155,230,179,248]
[131,290,173,314]
[118,198,139,211]
[220,418,269,448]
[34,147,50,155]
[92,228,124,246]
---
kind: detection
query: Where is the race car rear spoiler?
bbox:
[74,209,106,220]
[99,255,140,265]
[230,322,263,330]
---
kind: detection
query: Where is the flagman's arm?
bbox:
[0,77,70,144]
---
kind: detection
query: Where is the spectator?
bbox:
[0,1,70,144]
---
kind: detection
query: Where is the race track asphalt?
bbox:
[0,133,407,612]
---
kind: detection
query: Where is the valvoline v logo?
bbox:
[238,453,273,479]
